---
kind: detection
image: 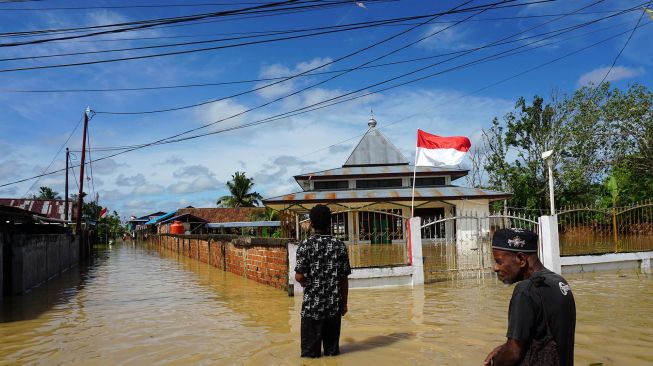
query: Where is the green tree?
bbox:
[33,186,62,199]
[98,210,126,242]
[217,171,263,207]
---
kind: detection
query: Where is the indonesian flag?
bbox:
[415,129,471,166]
[99,207,108,219]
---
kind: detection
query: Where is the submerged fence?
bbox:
[557,201,653,256]
[420,212,539,283]
[298,209,410,269]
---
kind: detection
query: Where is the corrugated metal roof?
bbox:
[145,211,175,225]
[207,221,280,228]
[343,126,409,167]
[159,213,208,224]
[264,186,510,204]
[0,198,73,221]
[295,165,467,180]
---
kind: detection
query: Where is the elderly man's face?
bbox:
[492,249,526,284]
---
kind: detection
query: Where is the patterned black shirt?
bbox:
[295,234,352,320]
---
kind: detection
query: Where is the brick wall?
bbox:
[156,234,290,291]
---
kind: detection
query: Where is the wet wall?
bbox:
[1,233,79,296]
[155,234,290,291]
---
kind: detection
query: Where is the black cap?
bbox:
[492,228,538,253]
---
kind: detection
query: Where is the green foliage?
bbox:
[33,186,62,200]
[98,210,126,241]
[484,83,653,210]
[217,171,263,208]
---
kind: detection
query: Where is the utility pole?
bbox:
[65,147,69,222]
[75,107,91,234]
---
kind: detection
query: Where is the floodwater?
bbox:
[1,243,652,366]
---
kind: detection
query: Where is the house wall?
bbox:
[156,234,289,291]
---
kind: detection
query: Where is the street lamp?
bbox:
[541,150,555,216]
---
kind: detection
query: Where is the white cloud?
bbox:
[131,184,165,195]
[417,24,470,51]
[168,175,222,194]
[115,173,147,187]
[255,57,333,99]
[577,66,645,87]
[173,164,214,178]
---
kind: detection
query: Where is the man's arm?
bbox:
[339,276,348,316]
[483,338,527,366]
[295,272,306,287]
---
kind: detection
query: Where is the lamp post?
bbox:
[541,150,555,216]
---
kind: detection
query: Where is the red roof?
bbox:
[0,198,75,221]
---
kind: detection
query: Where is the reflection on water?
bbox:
[1,242,651,365]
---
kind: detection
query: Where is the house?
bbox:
[262,116,510,267]
[127,211,166,237]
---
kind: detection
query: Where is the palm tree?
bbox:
[217,172,263,207]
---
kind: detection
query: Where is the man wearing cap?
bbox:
[484,228,576,366]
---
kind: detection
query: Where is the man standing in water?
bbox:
[484,228,576,366]
[295,204,351,358]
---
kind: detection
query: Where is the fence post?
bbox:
[612,207,618,252]
[409,217,424,285]
[287,242,301,296]
[538,215,561,274]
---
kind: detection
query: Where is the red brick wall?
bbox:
[157,234,289,291]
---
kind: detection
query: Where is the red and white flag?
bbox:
[415,129,471,166]
[99,207,108,219]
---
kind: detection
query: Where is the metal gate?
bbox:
[420,213,539,283]
[298,209,410,269]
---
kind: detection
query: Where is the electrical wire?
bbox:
[83,0,631,153]
[0,0,381,45]
[597,0,652,86]
[0,0,555,65]
[2,19,647,189]
[22,116,83,197]
[0,1,341,10]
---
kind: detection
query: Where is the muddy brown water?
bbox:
[1,242,651,365]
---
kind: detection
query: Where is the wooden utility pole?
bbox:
[75,107,90,234]
[65,147,69,222]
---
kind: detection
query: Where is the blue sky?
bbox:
[0,0,651,219]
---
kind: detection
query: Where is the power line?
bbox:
[0,0,556,68]
[22,116,83,197]
[2,18,646,189]
[94,0,495,115]
[0,0,379,44]
[597,0,652,86]
[83,0,627,152]
[0,1,335,10]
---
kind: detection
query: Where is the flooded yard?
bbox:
[1,242,651,365]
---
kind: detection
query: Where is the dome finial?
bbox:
[368,109,377,128]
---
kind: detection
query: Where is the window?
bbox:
[356,179,402,189]
[314,180,349,190]
[410,177,446,186]
[358,209,404,243]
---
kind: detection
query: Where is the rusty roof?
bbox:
[176,207,265,223]
[263,186,510,205]
[294,165,468,181]
[0,198,74,221]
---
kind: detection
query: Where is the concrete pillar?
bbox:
[641,256,651,274]
[287,242,301,296]
[538,215,561,274]
[409,217,424,285]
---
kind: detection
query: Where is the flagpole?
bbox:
[411,146,418,218]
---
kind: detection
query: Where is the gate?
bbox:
[298,209,410,269]
[557,201,653,256]
[420,212,539,283]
